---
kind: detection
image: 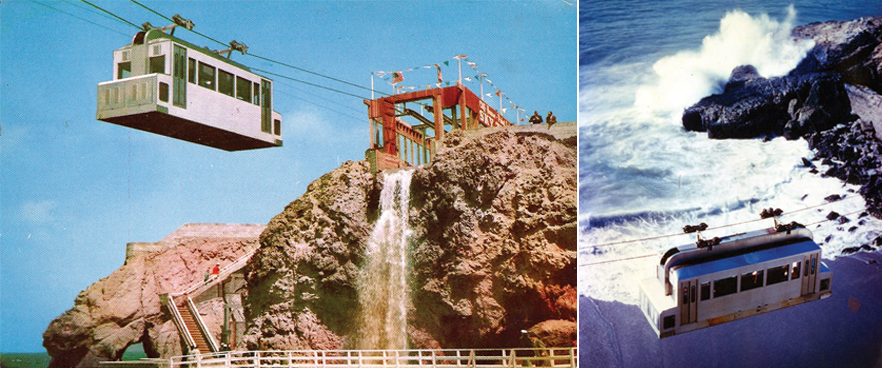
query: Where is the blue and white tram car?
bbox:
[97,29,282,151]
[639,227,832,338]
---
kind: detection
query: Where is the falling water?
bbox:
[356,169,413,350]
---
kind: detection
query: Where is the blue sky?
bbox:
[0,0,575,353]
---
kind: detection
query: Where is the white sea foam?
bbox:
[579,6,882,304]
[634,5,815,117]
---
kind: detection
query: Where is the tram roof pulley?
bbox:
[141,14,194,35]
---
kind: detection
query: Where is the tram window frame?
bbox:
[274,119,281,135]
[118,62,131,79]
[198,62,216,91]
[811,258,816,275]
[766,264,789,285]
[149,55,165,75]
[218,69,234,97]
[792,262,801,280]
[713,276,737,298]
[820,278,830,291]
[188,58,196,84]
[252,82,260,105]
[236,76,251,101]
[663,315,675,330]
[159,82,169,103]
[700,282,710,301]
[740,270,764,292]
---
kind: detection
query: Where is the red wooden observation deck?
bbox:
[364,85,511,173]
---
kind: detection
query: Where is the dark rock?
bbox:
[849,226,859,232]
[680,17,882,219]
[842,246,862,255]
[802,157,814,167]
[838,216,851,224]
[825,194,843,202]
[825,235,835,243]
[827,211,841,220]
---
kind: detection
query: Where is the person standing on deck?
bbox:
[529,111,543,125]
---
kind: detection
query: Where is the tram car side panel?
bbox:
[97,30,282,151]
[639,229,832,338]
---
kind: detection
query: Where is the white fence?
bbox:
[168,348,577,368]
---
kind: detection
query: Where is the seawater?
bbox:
[579,0,882,304]
[356,169,413,350]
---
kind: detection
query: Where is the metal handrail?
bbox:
[185,296,220,353]
[168,348,578,368]
[171,248,258,298]
[161,294,198,352]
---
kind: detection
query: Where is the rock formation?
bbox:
[681,17,882,218]
[44,124,577,364]
[683,17,882,139]
[42,224,263,368]
[244,125,577,350]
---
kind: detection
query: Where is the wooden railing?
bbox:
[168,348,578,368]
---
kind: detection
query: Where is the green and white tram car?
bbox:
[97,29,282,151]
[639,227,832,338]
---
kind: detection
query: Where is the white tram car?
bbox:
[97,29,282,151]
[639,227,832,338]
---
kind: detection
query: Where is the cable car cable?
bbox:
[252,68,371,100]
[585,195,867,248]
[79,0,141,30]
[581,208,871,267]
[274,89,365,123]
[275,81,367,116]
[31,0,133,36]
[60,0,133,29]
[127,0,384,98]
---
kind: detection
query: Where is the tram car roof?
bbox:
[640,226,832,339]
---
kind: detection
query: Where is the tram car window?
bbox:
[97,28,283,151]
[638,227,832,339]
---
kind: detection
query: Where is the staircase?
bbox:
[161,249,257,354]
[176,298,213,354]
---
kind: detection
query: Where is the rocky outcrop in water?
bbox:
[244,125,577,349]
[683,17,882,139]
[681,17,882,218]
[42,224,263,368]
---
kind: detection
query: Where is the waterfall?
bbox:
[356,169,413,350]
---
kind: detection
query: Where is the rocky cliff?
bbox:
[44,124,577,365]
[681,17,882,218]
[42,224,263,368]
[243,124,577,350]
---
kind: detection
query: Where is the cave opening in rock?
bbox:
[120,342,147,361]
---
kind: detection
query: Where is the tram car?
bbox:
[96,28,282,151]
[638,227,832,338]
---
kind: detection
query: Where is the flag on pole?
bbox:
[495,90,501,96]
[467,61,477,68]
[392,71,404,84]
[454,54,467,59]
[435,64,442,83]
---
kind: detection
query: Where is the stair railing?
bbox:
[186,296,220,353]
[160,294,198,353]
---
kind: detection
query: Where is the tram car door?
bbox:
[679,279,697,324]
[801,253,818,295]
